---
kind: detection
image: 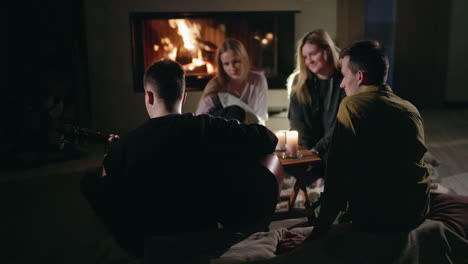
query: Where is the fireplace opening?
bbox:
[130,11,297,91]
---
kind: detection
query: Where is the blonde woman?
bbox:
[196,39,268,124]
[288,30,345,158]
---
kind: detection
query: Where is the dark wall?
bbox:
[6,0,89,152]
[365,0,395,87]
[336,0,366,48]
[393,0,451,107]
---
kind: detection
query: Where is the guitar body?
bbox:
[260,153,284,195]
[79,125,284,252]
[217,153,283,235]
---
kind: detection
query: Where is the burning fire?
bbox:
[169,19,200,51]
[164,19,215,74]
[161,37,178,61]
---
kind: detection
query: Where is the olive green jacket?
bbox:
[317,84,431,232]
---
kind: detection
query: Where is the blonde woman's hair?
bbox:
[199,39,250,102]
[287,29,340,104]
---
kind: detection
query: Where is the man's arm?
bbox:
[201,115,278,158]
[100,136,127,199]
[230,121,278,156]
[81,134,126,229]
[101,134,121,177]
[312,101,356,235]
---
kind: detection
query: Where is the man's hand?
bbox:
[108,134,120,143]
[309,148,319,155]
[276,230,307,255]
[102,134,120,177]
[104,134,120,156]
[306,149,320,173]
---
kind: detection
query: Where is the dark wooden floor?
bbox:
[1,145,134,264]
[421,108,468,195]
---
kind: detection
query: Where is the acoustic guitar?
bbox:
[77,124,284,255]
[58,124,111,145]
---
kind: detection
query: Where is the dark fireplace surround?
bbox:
[130,11,297,91]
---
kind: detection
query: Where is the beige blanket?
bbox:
[212,220,468,264]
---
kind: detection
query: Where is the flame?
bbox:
[161,37,173,50]
[192,58,204,66]
[169,19,200,51]
[168,47,177,61]
[206,63,214,74]
[160,37,177,60]
[165,19,215,75]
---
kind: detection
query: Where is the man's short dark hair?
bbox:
[340,40,389,85]
[144,59,185,107]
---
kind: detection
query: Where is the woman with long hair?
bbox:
[196,39,268,124]
[288,29,345,182]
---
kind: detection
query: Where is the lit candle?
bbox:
[275,131,286,151]
[286,130,298,157]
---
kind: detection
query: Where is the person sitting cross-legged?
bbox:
[82,59,281,263]
[277,40,431,253]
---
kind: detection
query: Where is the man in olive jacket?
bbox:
[314,40,430,235]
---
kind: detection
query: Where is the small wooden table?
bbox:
[275,147,322,221]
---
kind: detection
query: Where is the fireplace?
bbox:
[130,11,296,91]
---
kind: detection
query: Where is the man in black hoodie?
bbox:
[84,59,280,262]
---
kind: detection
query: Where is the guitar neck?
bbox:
[79,128,110,143]
[59,124,111,144]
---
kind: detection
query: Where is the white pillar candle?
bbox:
[275,131,286,151]
[285,130,298,157]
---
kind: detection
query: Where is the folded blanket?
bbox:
[218,93,264,125]
[211,220,468,264]
[211,227,313,264]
